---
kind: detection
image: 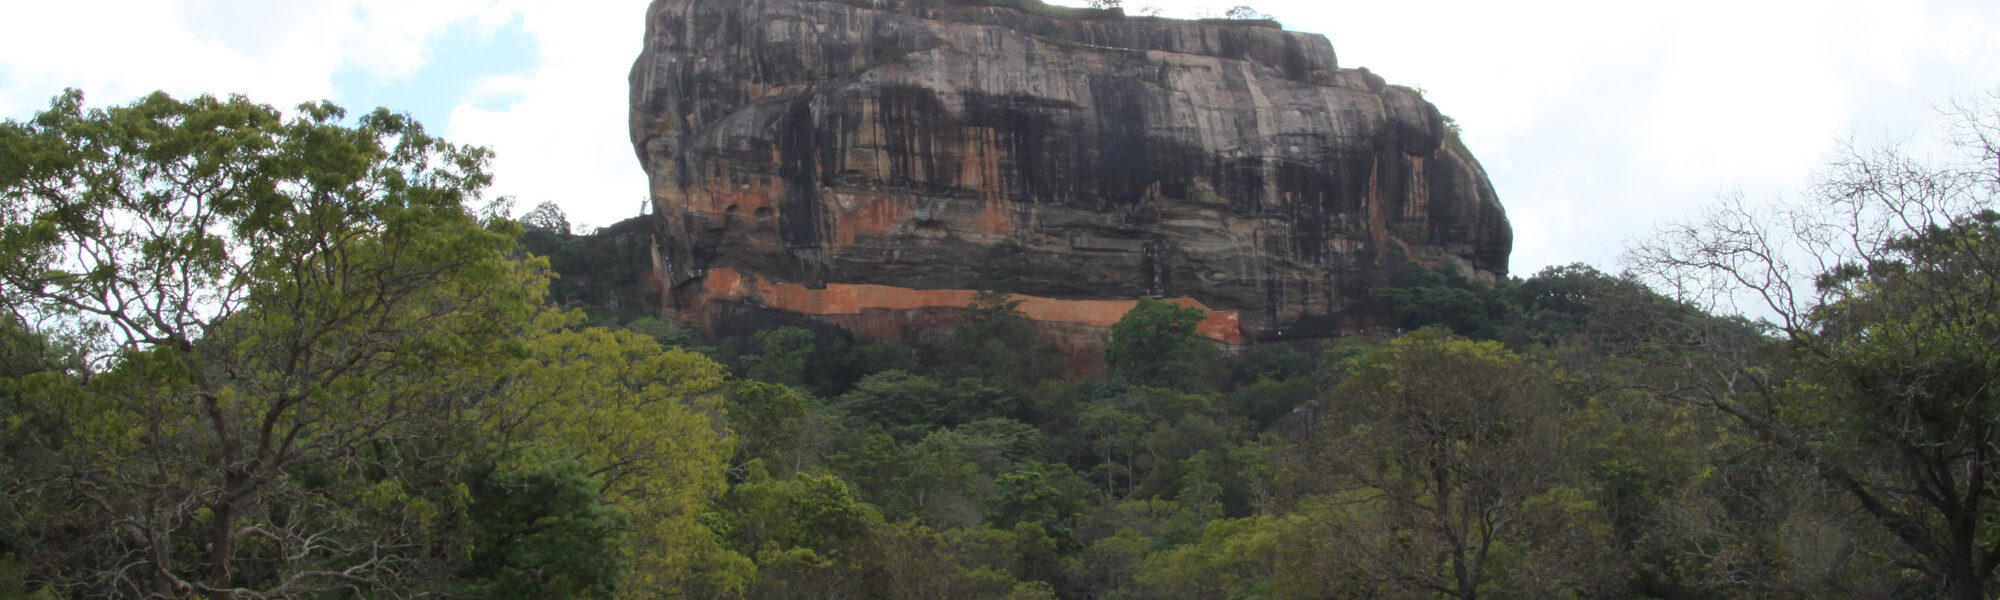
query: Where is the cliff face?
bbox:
[630,0,1511,345]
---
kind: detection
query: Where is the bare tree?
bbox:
[1626,90,2000,600]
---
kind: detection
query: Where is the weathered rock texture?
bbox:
[631,0,1511,345]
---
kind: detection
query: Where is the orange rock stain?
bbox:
[963,128,1014,237]
[699,267,1244,344]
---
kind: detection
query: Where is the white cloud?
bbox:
[443,0,653,233]
[1,0,512,113]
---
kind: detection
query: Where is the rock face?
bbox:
[630,0,1511,345]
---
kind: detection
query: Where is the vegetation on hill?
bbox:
[5,89,1998,599]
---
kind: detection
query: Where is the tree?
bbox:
[836,370,950,435]
[490,323,740,597]
[0,91,738,599]
[1105,298,1213,389]
[949,289,1064,389]
[1223,5,1268,20]
[1283,329,1615,599]
[1379,262,1501,338]
[1625,91,2000,599]
[724,380,817,475]
[743,326,815,388]
[986,462,1093,550]
[873,521,1061,600]
[459,459,628,599]
[521,200,572,234]
[1130,516,1278,600]
[719,469,881,600]
[0,89,543,597]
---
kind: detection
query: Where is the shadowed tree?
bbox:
[1283,329,1616,599]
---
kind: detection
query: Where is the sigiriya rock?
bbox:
[629,0,1511,348]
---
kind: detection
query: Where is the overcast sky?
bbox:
[3,0,1995,276]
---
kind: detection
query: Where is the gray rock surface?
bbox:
[631,0,1511,342]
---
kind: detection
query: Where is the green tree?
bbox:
[491,322,740,596]
[874,521,1062,600]
[460,460,628,599]
[1378,262,1501,337]
[1105,298,1214,389]
[0,90,542,597]
[1283,329,1615,599]
[1131,516,1279,600]
[836,370,949,435]
[986,462,1093,550]
[720,468,882,600]
[725,380,817,475]
[950,289,1064,388]
[743,326,815,388]
[0,313,99,596]
[0,91,740,599]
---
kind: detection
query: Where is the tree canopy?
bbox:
[0,90,734,598]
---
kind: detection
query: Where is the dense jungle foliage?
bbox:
[4,90,1999,599]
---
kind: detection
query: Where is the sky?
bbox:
[3,0,1995,276]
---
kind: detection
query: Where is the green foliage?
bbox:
[826,427,908,504]
[874,520,1066,599]
[461,460,627,599]
[0,91,735,598]
[744,326,816,388]
[1229,376,1313,430]
[836,370,949,434]
[1625,97,2000,599]
[1378,262,1503,336]
[720,469,883,599]
[987,462,1094,550]
[1131,516,1279,600]
[857,339,922,375]
[1285,329,1617,598]
[1106,298,1216,390]
[0,89,545,597]
[521,199,572,234]
[950,289,1066,389]
[836,370,1022,439]
[494,322,736,595]
[1228,344,1311,385]
[725,380,816,474]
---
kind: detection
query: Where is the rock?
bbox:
[629,0,1511,347]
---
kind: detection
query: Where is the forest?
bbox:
[3,89,1998,599]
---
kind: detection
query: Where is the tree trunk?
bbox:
[207,474,245,599]
[207,500,236,598]
[1949,569,1983,600]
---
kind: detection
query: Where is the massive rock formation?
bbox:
[630,0,1510,347]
